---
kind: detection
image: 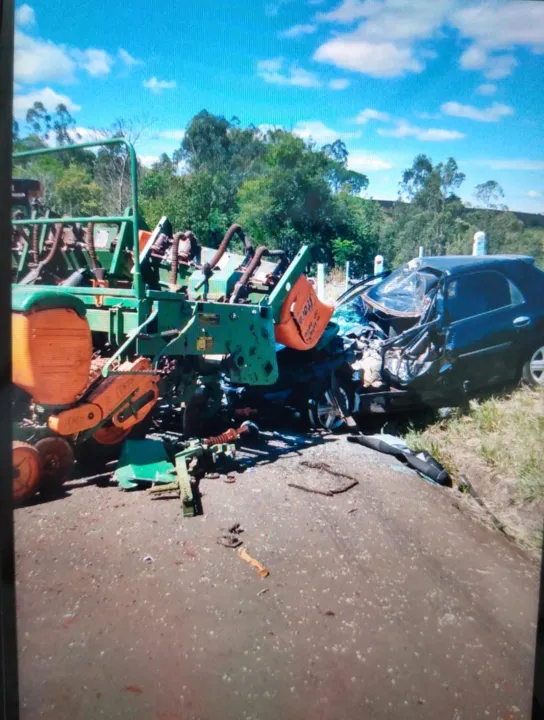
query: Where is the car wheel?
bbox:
[307,375,357,431]
[522,343,544,387]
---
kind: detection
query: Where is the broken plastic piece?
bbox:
[238,547,270,578]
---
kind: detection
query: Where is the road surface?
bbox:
[15,431,539,719]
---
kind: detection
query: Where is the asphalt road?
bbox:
[15,431,539,720]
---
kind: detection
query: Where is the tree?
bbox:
[322,139,368,195]
[54,164,102,216]
[383,155,468,265]
[52,104,78,147]
[238,133,338,260]
[141,170,232,244]
[178,110,232,174]
[474,180,506,210]
[26,102,52,139]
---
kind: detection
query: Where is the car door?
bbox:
[441,269,524,393]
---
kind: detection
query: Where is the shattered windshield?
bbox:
[365,265,435,316]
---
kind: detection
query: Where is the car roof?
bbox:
[414,254,535,276]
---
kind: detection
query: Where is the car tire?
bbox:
[307,374,358,431]
[522,342,544,387]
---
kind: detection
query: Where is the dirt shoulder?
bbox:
[404,385,544,555]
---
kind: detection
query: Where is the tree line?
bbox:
[13,104,543,274]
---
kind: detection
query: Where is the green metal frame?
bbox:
[12,138,144,303]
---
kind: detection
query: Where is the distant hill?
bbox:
[374,199,544,228]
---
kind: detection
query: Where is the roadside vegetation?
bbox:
[12,105,544,275]
[404,385,544,553]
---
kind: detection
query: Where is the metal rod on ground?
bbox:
[317,263,325,301]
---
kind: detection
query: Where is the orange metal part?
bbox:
[12,441,42,504]
[48,402,103,436]
[12,308,93,406]
[93,424,132,446]
[138,230,152,253]
[274,275,334,351]
[86,357,160,421]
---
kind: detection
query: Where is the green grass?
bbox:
[404,385,544,544]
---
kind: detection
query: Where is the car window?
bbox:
[446,271,512,323]
[508,279,525,306]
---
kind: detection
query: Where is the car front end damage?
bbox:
[335,260,453,414]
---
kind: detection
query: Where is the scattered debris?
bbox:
[347,508,358,514]
[288,461,359,496]
[217,523,245,548]
[115,439,174,490]
[225,523,243,534]
[348,433,451,487]
[217,535,243,549]
[238,547,269,578]
[324,610,336,617]
[124,686,143,695]
[257,588,269,597]
[223,474,236,484]
[143,555,154,564]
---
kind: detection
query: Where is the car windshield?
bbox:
[365,265,433,315]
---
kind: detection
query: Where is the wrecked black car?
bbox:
[336,254,544,415]
[224,254,544,429]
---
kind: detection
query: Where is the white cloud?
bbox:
[118,48,143,67]
[415,111,442,120]
[354,108,391,124]
[452,3,543,79]
[314,38,423,78]
[377,121,464,141]
[257,58,321,87]
[15,30,123,84]
[347,151,393,172]
[313,1,544,84]
[15,31,76,84]
[528,190,541,198]
[292,120,361,143]
[13,87,81,119]
[257,123,283,136]
[157,129,186,141]
[452,3,544,54]
[279,23,317,38]
[459,44,487,70]
[328,78,350,90]
[15,4,35,27]
[481,159,544,172]
[316,0,374,24]
[476,83,497,96]
[441,101,514,123]
[459,45,517,80]
[265,0,293,16]
[139,155,160,168]
[314,0,450,77]
[484,54,517,80]
[143,77,177,93]
[74,48,113,77]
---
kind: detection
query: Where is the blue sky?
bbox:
[13,0,544,212]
